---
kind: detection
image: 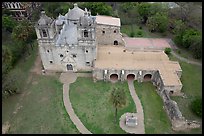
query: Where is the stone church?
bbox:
[35,3,182,96]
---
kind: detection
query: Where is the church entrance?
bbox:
[143,74,152,81]
[114,40,118,45]
[127,74,135,81]
[67,64,73,71]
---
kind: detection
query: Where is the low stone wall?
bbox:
[159,90,200,131]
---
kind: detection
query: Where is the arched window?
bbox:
[84,30,88,37]
[114,40,118,45]
[42,29,47,37]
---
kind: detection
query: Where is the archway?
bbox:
[143,74,152,81]
[114,40,118,45]
[110,74,118,81]
[67,64,73,71]
[127,74,135,81]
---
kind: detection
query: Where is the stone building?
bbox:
[35,3,182,96]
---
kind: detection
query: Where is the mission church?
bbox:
[35,3,183,96]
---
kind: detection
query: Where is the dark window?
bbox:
[73,54,76,58]
[86,50,88,53]
[42,29,47,37]
[50,61,53,64]
[114,30,117,33]
[114,40,118,45]
[47,50,50,53]
[84,30,88,37]
[66,50,69,53]
[86,62,90,65]
[60,54,63,57]
[102,30,105,34]
[74,22,77,24]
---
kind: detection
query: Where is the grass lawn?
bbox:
[2,44,79,134]
[69,78,136,134]
[121,24,166,38]
[133,81,172,134]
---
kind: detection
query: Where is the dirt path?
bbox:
[59,72,92,134]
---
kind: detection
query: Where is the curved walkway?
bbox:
[59,72,92,134]
[123,80,145,134]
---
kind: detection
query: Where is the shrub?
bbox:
[191,98,202,117]
[136,30,143,37]
[164,48,171,55]
[130,31,135,37]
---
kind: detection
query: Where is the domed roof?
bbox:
[66,3,85,20]
[38,11,52,25]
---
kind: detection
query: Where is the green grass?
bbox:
[134,81,172,134]
[169,55,202,126]
[69,78,136,134]
[2,45,79,134]
[121,24,163,38]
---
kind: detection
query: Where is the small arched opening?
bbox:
[127,74,135,81]
[110,74,118,81]
[143,74,152,81]
[67,64,73,71]
[114,40,118,45]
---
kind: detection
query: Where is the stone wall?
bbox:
[96,24,124,46]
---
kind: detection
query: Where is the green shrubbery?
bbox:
[191,98,202,117]
[164,48,171,55]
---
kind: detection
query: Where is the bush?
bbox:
[164,48,171,55]
[191,98,202,117]
[130,31,135,37]
[136,30,143,37]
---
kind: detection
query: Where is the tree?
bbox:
[182,28,201,49]
[79,2,113,16]
[12,19,36,54]
[137,2,151,24]
[189,35,202,59]
[2,15,17,32]
[110,87,126,123]
[147,12,168,33]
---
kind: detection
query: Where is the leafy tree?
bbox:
[182,28,201,48]
[137,2,151,24]
[110,87,126,123]
[189,35,202,59]
[147,12,168,33]
[2,15,17,32]
[79,2,113,16]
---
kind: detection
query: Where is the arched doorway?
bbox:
[110,74,118,81]
[127,74,135,81]
[67,64,73,71]
[143,74,152,81]
[114,40,118,45]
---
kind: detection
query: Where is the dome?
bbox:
[38,11,52,25]
[66,3,85,20]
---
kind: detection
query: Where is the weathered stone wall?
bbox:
[96,24,124,46]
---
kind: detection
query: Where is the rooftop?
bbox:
[95,15,120,26]
[95,45,182,86]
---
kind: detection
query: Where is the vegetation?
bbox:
[70,78,136,134]
[164,48,171,55]
[191,98,202,117]
[134,81,172,134]
[110,87,126,123]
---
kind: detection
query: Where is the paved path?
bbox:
[121,80,145,134]
[59,72,92,134]
[128,80,145,134]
